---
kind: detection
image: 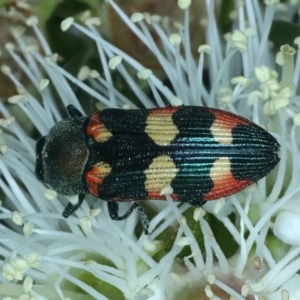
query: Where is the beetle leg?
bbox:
[107,202,149,235]
[62,194,85,218]
[66,105,83,117]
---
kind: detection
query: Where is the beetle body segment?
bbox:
[35,106,280,229]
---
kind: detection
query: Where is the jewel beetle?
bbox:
[35,105,280,233]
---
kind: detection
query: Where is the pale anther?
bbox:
[61,17,74,32]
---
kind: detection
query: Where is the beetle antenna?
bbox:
[108,201,149,234]
[62,194,86,218]
[67,105,83,117]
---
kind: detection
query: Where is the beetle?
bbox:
[35,105,280,234]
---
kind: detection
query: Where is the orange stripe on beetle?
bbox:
[204,157,252,200]
[87,113,113,143]
[86,162,112,197]
[209,108,250,145]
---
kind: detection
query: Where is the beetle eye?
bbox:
[35,136,46,182]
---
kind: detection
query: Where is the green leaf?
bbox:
[63,253,125,300]
[269,20,300,50]
[45,0,94,74]
[218,0,235,34]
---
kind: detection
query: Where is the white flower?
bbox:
[0,0,300,299]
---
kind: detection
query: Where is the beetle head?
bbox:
[35,117,89,196]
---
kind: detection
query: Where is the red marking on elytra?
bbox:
[87,113,100,137]
[209,108,250,131]
[204,171,252,201]
[86,113,109,141]
[147,191,179,201]
[149,107,179,115]
[85,166,104,197]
